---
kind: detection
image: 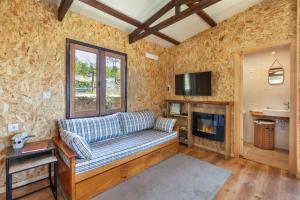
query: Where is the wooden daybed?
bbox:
[53,131,179,200]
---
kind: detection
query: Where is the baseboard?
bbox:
[193,143,226,155]
[0,174,48,194]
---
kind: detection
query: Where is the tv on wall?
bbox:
[175,71,212,96]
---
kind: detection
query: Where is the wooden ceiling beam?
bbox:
[186,2,217,27]
[129,0,220,44]
[58,0,74,21]
[175,0,181,16]
[154,32,180,45]
[79,0,180,45]
[79,0,141,26]
[175,0,202,5]
[129,1,175,39]
[129,0,201,38]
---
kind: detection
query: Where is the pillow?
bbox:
[154,117,177,133]
[61,130,93,159]
[119,111,155,134]
[58,113,123,143]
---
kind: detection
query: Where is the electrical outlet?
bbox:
[8,124,19,132]
[43,91,51,99]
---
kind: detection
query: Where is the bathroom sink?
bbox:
[263,108,290,117]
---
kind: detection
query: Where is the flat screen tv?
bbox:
[175,71,211,96]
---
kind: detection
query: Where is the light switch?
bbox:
[8,124,19,132]
[43,91,51,99]
[3,103,9,112]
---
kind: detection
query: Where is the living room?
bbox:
[1,0,300,199]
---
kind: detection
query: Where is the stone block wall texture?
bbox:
[165,0,297,155]
[0,0,298,189]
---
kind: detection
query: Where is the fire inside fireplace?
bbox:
[193,112,225,142]
[197,119,217,135]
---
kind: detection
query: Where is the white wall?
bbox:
[242,45,290,150]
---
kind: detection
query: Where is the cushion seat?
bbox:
[75,129,177,174]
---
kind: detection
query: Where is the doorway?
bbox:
[234,41,297,173]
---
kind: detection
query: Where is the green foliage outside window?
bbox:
[75,57,96,94]
[74,56,121,97]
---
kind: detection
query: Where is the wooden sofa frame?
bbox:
[53,130,179,200]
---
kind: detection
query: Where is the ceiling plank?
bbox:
[154,32,180,45]
[79,0,180,45]
[79,0,141,26]
[129,0,220,44]
[186,2,217,27]
[129,0,202,39]
[58,0,74,21]
[129,1,175,39]
[194,10,217,27]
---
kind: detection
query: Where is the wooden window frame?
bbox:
[100,51,126,115]
[69,43,100,118]
[66,39,127,119]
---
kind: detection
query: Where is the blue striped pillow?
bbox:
[119,111,155,134]
[61,130,93,159]
[58,113,123,143]
[154,117,177,133]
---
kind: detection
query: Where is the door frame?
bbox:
[233,39,298,174]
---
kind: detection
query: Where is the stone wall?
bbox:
[0,0,169,188]
[165,0,297,152]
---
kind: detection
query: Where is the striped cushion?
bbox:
[61,130,93,159]
[119,111,155,134]
[58,113,123,143]
[75,129,177,174]
[154,117,177,133]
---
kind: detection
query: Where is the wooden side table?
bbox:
[5,140,58,200]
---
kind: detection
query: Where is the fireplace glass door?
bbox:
[193,112,225,142]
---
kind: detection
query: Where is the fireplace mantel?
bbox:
[165,99,233,106]
[165,99,233,159]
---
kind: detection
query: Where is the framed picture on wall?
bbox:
[170,103,181,115]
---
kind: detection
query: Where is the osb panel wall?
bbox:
[166,0,297,151]
[296,0,300,177]
[0,0,168,188]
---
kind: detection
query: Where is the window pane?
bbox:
[105,56,121,110]
[74,49,97,112]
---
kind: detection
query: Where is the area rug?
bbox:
[92,153,231,200]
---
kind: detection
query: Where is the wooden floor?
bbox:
[243,142,289,170]
[1,145,300,200]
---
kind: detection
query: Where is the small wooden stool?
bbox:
[5,140,58,200]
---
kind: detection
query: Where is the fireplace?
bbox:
[193,112,225,142]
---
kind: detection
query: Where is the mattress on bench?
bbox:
[75,129,177,174]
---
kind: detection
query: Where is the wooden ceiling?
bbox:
[58,0,220,45]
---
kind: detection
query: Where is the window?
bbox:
[66,39,127,118]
